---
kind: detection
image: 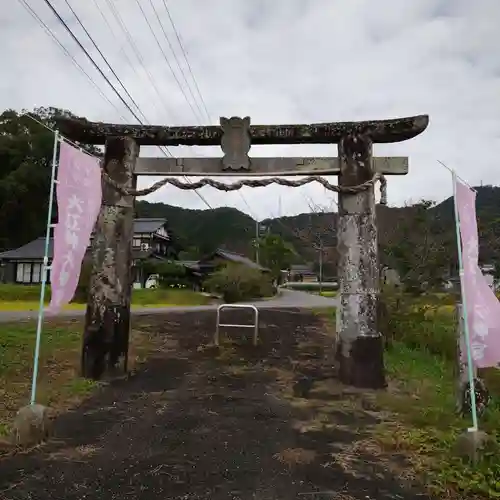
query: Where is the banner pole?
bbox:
[30,131,59,405]
[452,170,479,432]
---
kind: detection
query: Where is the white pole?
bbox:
[452,170,479,432]
[30,131,59,405]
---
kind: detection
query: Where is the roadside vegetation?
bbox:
[371,290,500,499]
[0,283,211,312]
[0,318,161,446]
[203,263,275,303]
[283,281,338,292]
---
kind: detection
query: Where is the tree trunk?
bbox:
[336,133,386,389]
[81,136,138,380]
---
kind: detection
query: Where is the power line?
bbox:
[17,0,127,121]
[102,0,179,123]
[135,0,202,123]
[63,0,147,123]
[98,0,213,208]
[162,0,212,123]
[237,190,257,219]
[40,0,144,123]
[57,0,173,161]
[146,0,205,123]
[90,0,144,86]
[27,0,213,210]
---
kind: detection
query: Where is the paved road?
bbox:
[0,289,338,323]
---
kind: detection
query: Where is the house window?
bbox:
[16,263,32,283]
[15,262,45,284]
[133,238,141,248]
[32,263,42,283]
[16,263,24,283]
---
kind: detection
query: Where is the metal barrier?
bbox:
[215,304,259,346]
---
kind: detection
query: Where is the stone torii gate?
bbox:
[58,114,428,388]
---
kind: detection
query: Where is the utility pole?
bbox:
[255,220,260,265]
[319,245,323,293]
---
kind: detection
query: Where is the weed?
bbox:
[0,319,157,438]
[0,284,211,311]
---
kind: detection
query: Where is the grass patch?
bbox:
[130,288,211,306]
[0,320,93,438]
[0,301,84,312]
[378,343,500,499]
[314,306,337,332]
[0,318,157,440]
[0,284,211,311]
[283,281,338,292]
[317,293,500,498]
[375,291,500,499]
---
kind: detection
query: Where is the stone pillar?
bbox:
[336,133,386,389]
[81,136,138,380]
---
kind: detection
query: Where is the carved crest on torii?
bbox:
[220,116,251,171]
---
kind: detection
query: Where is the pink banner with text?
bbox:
[47,142,102,313]
[456,177,500,368]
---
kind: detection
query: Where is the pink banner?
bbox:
[456,177,500,368]
[48,142,102,313]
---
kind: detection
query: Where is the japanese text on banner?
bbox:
[48,142,101,313]
[456,178,500,368]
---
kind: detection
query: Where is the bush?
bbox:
[379,289,457,361]
[203,264,274,303]
[138,259,191,288]
[155,261,191,288]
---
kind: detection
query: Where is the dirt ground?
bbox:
[0,309,432,500]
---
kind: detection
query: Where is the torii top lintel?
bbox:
[56,114,429,147]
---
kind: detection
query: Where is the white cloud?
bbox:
[2,0,500,219]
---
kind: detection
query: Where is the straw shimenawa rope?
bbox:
[101,161,387,205]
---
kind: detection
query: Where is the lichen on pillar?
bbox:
[81,136,138,380]
[336,133,386,389]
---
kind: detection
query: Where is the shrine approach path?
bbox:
[0,308,431,500]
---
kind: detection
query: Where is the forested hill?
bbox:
[2,106,500,275]
[136,184,500,268]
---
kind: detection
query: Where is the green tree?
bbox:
[257,233,295,281]
[0,107,98,250]
[380,200,453,294]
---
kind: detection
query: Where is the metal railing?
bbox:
[215,304,259,346]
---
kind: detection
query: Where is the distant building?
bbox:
[381,267,401,287]
[179,248,269,289]
[0,218,177,285]
[288,264,318,282]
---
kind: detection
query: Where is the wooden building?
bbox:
[0,218,177,285]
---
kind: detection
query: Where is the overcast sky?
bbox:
[3,0,500,220]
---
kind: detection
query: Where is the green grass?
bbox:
[283,281,338,292]
[378,343,500,499]
[319,295,500,498]
[0,318,157,440]
[0,321,96,438]
[130,288,211,306]
[372,293,500,499]
[0,284,211,311]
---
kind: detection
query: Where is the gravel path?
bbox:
[0,310,432,500]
